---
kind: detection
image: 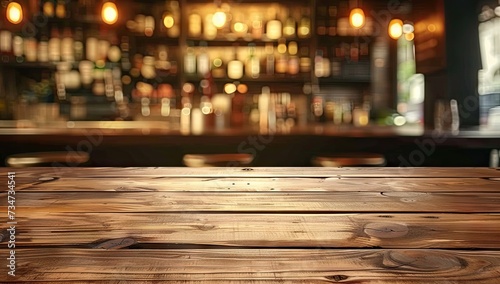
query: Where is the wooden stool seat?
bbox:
[312,153,386,167]
[183,154,254,167]
[6,151,90,167]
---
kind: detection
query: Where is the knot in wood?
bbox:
[326,275,349,282]
[364,222,409,238]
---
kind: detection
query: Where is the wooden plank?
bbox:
[11,177,500,192]
[1,249,499,282]
[4,167,500,179]
[6,191,500,213]
[7,213,500,248]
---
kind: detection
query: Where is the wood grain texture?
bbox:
[10,177,500,192]
[5,191,500,213]
[1,167,499,283]
[6,213,500,248]
[0,249,499,283]
[4,167,500,178]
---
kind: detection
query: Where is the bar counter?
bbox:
[0,122,499,167]
[1,167,500,282]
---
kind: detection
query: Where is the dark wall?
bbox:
[444,0,482,127]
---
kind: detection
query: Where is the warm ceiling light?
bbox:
[7,2,23,24]
[349,8,365,28]
[212,11,226,28]
[389,19,403,40]
[102,2,118,25]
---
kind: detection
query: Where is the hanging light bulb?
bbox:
[6,2,23,24]
[349,8,365,28]
[102,2,118,25]
[388,19,403,39]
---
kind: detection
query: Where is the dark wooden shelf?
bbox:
[186,38,312,47]
[318,77,371,84]
[184,74,311,84]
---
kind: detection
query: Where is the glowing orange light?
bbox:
[7,2,23,25]
[405,32,415,41]
[349,8,365,28]
[102,2,118,25]
[389,19,403,40]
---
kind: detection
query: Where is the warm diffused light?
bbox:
[102,2,118,25]
[212,11,227,28]
[349,8,365,28]
[389,19,403,39]
[7,2,23,24]
[163,13,174,28]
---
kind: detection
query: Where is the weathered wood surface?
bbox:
[10,167,500,178]
[4,191,500,213]
[0,167,499,283]
[11,177,500,192]
[5,213,500,248]
[0,249,499,283]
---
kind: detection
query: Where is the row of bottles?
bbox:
[174,84,303,134]
[0,28,127,65]
[187,4,311,41]
[314,43,371,79]
[183,42,311,79]
[126,1,181,38]
[311,96,371,126]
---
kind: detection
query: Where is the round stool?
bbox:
[6,152,90,167]
[183,154,254,167]
[312,153,386,167]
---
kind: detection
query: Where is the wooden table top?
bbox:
[1,167,500,283]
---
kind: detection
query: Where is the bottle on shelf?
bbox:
[48,27,61,63]
[282,8,296,38]
[188,12,202,38]
[275,38,288,74]
[231,83,246,127]
[197,42,210,76]
[73,27,84,62]
[38,30,50,63]
[24,37,38,63]
[287,41,299,75]
[12,35,24,63]
[251,12,263,40]
[184,44,197,75]
[314,49,325,78]
[245,44,260,79]
[55,0,67,19]
[144,16,155,37]
[61,27,74,62]
[299,46,311,73]
[297,8,311,38]
[85,30,98,63]
[0,30,13,63]
[199,75,214,129]
[265,43,275,75]
[167,0,181,38]
[107,34,122,64]
[266,8,282,40]
[43,0,55,18]
[203,13,218,40]
[227,46,243,80]
[211,54,226,78]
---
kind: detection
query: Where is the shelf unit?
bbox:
[0,0,387,122]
